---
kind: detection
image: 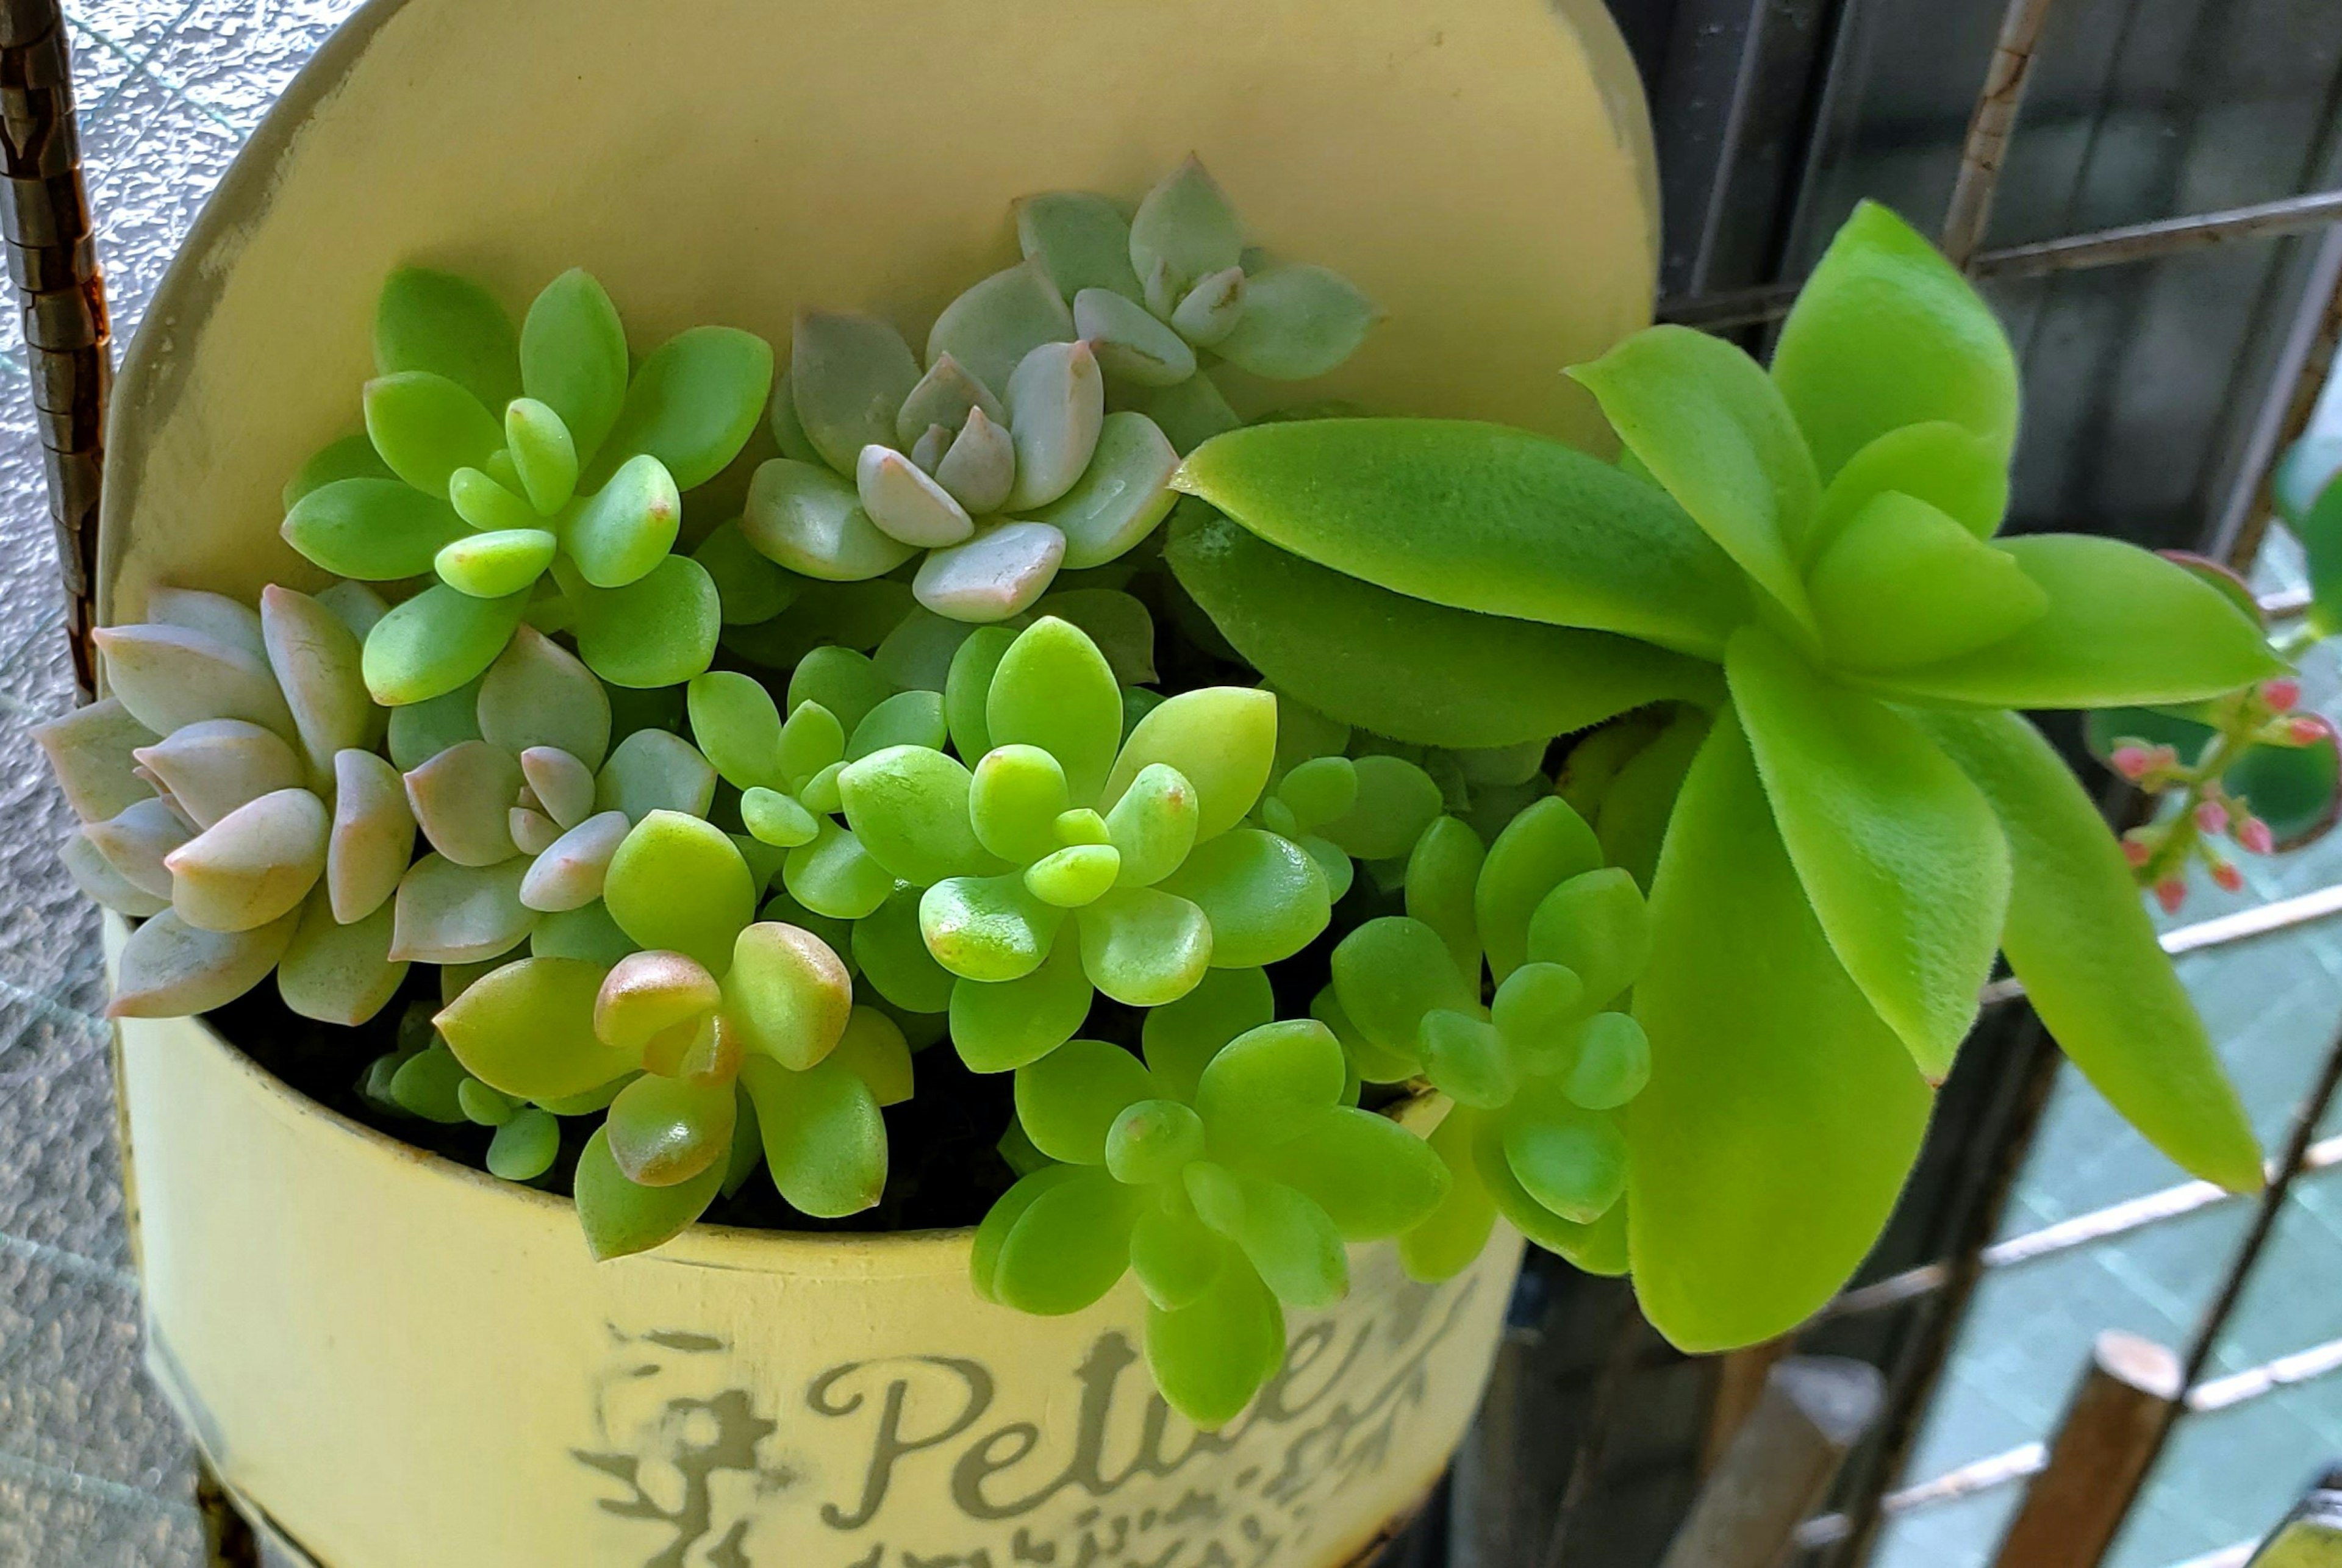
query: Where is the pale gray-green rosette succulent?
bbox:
[40,584,404,1025]
[1017,157,1378,446]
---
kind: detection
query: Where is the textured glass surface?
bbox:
[0,7,363,1565]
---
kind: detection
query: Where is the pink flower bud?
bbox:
[2288,717,2327,746]
[2122,836,2152,868]
[2238,816,2275,855]
[2211,861,2244,893]
[2263,678,2302,711]
[2112,745,2154,780]
[2155,878,2188,914]
[2195,800,2230,834]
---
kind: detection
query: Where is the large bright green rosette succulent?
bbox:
[1167,199,2280,1351]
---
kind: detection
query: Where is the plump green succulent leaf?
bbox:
[1003,342,1105,513]
[486,1108,562,1181]
[1129,157,1245,306]
[595,728,718,823]
[1103,687,1274,842]
[504,397,580,516]
[950,931,1095,1073]
[1316,754,1443,863]
[792,312,922,474]
[1016,1037,1159,1164]
[782,819,895,921]
[853,887,958,1015]
[687,670,785,792]
[1245,1106,1450,1241]
[789,646,897,737]
[437,956,639,1100]
[1502,1092,1627,1223]
[1523,868,1650,1014]
[1400,1106,1500,1283]
[1567,325,1821,632]
[1595,708,1711,893]
[567,555,722,689]
[1105,763,1202,887]
[989,1165,1143,1316]
[1562,1012,1652,1110]
[450,465,538,534]
[374,267,520,412]
[921,872,1065,982]
[1807,492,2048,671]
[1856,535,2286,709]
[1329,915,1474,1068]
[575,1126,726,1259]
[282,432,394,511]
[1728,625,2007,1081]
[1130,1206,1223,1311]
[1916,708,2263,1191]
[593,326,774,490]
[1135,372,1245,457]
[725,922,855,1070]
[107,906,301,1018]
[1420,1010,1517,1109]
[404,739,520,867]
[1166,505,1720,750]
[1628,710,1932,1351]
[694,520,803,626]
[568,454,682,589]
[1141,965,1276,1103]
[1076,288,1198,387]
[739,1056,888,1218]
[1770,200,2019,480]
[362,585,529,707]
[1476,796,1603,983]
[436,528,556,600]
[274,892,405,1026]
[35,697,159,825]
[927,260,1076,407]
[521,268,630,464]
[1031,413,1181,571]
[282,478,469,581]
[1078,886,1212,1006]
[986,617,1123,807]
[1812,421,2008,551]
[1406,816,1486,976]
[603,811,757,972]
[1145,1243,1283,1430]
[848,689,948,759]
[1174,420,1751,659]
[914,521,1069,625]
[1214,265,1375,382]
[1194,1018,1347,1150]
[742,459,919,582]
[363,370,503,496]
[1158,828,1329,968]
[1490,964,1585,1071]
[1201,1173,1348,1309]
[605,1073,737,1187]
[839,743,994,885]
[1017,191,1144,303]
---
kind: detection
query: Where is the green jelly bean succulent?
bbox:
[978,1005,1447,1428]
[282,266,772,704]
[1325,797,1652,1283]
[1170,198,2283,1351]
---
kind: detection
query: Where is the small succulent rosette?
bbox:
[750,158,1373,624]
[282,267,773,704]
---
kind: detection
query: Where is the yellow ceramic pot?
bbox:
[95,1,1658,1563]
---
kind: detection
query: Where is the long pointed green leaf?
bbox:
[1173,420,1752,658]
[1567,324,1823,626]
[1862,535,2286,709]
[1628,709,1932,1351]
[1165,504,1720,748]
[1769,200,2018,480]
[1914,708,2263,1192]
[1728,625,2007,1080]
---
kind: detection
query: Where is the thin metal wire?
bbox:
[1940,0,2062,266]
[1663,188,2342,330]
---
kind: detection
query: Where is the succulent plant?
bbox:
[1171,199,2285,1351]
[1017,158,1378,433]
[1324,797,1653,1283]
[978,1006,1447,1427]
[40,583,408,1025]
[281,266,772,704]
[743,158,1374,625]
